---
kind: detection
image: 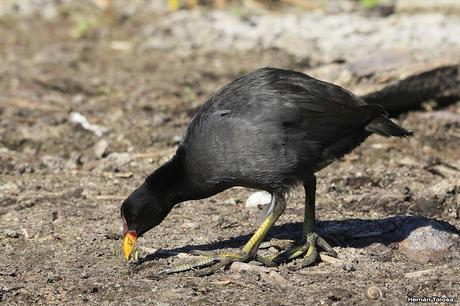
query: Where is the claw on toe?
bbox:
[289,233,319,270]
[272,233,337,269]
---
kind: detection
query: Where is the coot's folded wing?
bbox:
[278,85,384,146]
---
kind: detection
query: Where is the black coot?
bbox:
[121,67,412,275]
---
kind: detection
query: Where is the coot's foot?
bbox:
[272,233,337,270]
[154,250,274,277]
[154,194,286,277]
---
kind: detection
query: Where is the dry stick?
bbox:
[404,265,448,278]
[0,97,62,112]
[319,253,343,266]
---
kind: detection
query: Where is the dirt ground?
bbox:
[1,3,460,305]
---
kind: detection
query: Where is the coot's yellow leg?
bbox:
[156,194,286,276]
[272,175,337,269]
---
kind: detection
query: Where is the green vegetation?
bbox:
[360,0,380,9]
[71,17,96,39]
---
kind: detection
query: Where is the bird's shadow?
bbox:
[137,215,459,265]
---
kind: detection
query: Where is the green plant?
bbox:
[360,0,380,9]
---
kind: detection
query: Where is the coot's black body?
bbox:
[181,68,392,195]
[122,67,411,241]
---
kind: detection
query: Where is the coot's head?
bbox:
[120,183,172,261]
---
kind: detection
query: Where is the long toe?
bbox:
[155,256,219,276]
[272,233,337,269]
[156,250,256,276]
[196,257,235,276]
[290,242,318,271]
[317,236,338,257]
[271,243,309,265]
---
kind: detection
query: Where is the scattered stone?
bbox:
[245,191,272,209]
[104,232,122,240]
[110,41,133,52]
[341,262,356,272]
[259,241,272,249]
[428,180,457,197]
[67,152,84,169]
[94,139,109,159]
[18,163,34,174]
[176,252,193,260]
[81,272,90,279]
[3,229,20,238]
[152,113,171,126]
[224,197,238,205]
[397,156,421,167]
[70,112,108,137]
[229,262,273,274]
[0,182,20,193]
[46,275,62,283]
[402,187,413,201]
[41,155,66,171]
[172,135,182,145]
[72,94,85,105]
[107,152,133,167]
[265,270,289,286]
[114,172,133,178]
[267,247,278,255]
[398,222,460,264]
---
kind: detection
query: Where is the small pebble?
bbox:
[4,229,20,238]
[94,139,109,159]
[267,270,289,286]
[230,262,273,274]
[341,262,356,272]
[177,252,193,259]
[245,191,272,209]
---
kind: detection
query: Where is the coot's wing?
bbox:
[294,102,383,143]
[277,78,384,145]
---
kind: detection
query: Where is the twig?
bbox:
[319,253,343,266]
[0,96,62,112]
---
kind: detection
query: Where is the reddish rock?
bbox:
[398,222,460,263]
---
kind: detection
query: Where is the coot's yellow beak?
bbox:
[123,231,137,261]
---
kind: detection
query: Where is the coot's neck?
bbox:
[144,152,195,206]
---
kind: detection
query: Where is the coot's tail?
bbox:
[365,116,413,137]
